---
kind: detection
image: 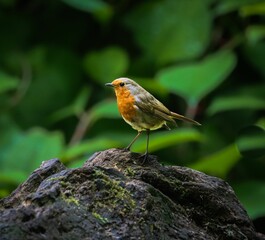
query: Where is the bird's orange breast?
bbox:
[115,87,137,122]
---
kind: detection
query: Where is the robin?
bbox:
[105,77,201,162]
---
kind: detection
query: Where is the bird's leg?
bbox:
[126,131,142,151]
[140,129,150,164]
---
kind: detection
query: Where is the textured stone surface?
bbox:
[0,148,264,240]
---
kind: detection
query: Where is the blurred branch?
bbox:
[185,99,199,121]
[69,99,120,145]
[222,34,244,50]
[11,60,32,106]
[69,111,92,146]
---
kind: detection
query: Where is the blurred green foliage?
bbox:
[0,0,265,228]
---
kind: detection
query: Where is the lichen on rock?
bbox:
[0,148,264,240]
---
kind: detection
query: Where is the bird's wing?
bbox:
[135,93,176,124]
[135,91,201,126]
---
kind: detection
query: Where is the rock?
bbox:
[0,148,264,240]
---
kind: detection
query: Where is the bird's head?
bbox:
[105,78,140,96]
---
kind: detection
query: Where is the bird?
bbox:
[105,77,201,163]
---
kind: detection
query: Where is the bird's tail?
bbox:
[170,112,201,126]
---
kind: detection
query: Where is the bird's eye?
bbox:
[119,82,125,87]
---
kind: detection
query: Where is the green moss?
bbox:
[59,180,79,205]
[61,192,79,205]
[150,224,154,233]
[92,212,109,224]
[66,196,79,205]
[47,176,64,181]
[125,166,136,177]
[92,169,136,212]
[60,181,70,187]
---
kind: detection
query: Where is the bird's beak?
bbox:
[105,83,114,87]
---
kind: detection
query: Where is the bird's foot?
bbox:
[139,153,148,165]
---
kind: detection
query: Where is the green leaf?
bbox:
[89,99,120,123]
[62,0,108,12]
[61,0,112,22]
[246,25,265,44]
[207,96,265,116]
[72,87,91,115]
[16,46,83,127]
[0,127,65,174]
[157,50,237,102]
[0,170,28,185]
[0,189,9,198]
[232,181,265,219]
[244,42,265,77]
[125,0,211,64]
[0,124,65,196]
[83,47,129,83]
[257,118,265,129]
[214,0,264,15]
[0,71,19,94]
[236,125,265,159]
[189,144,241,178]
[61,137,122,163]
[67,156,88,169]
[240,1,265,17]
[132,128,202,153]
[48,87,91,123]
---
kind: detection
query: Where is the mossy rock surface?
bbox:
[0,148,264,240]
